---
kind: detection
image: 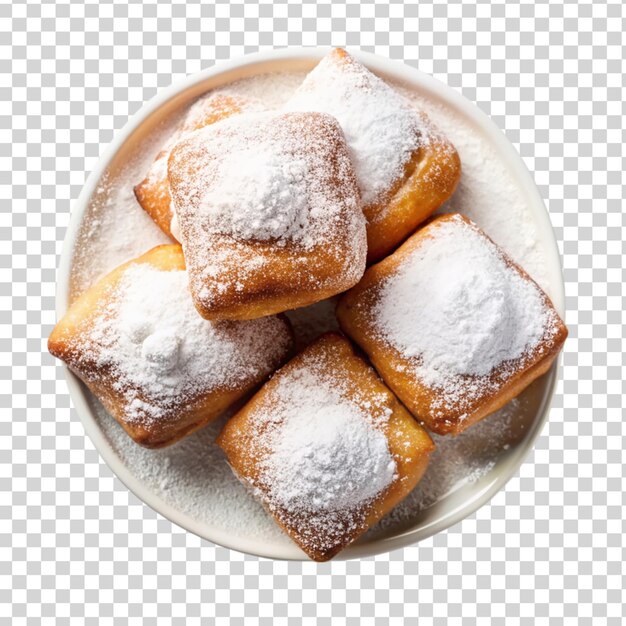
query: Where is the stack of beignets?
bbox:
[50,49,567,560]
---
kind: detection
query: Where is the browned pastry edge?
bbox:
[134,166,177,240]
[182,233,365,321]
[364,118,462,263]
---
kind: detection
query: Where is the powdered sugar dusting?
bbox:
[182,90,259,134]
[153,89,262,158]
[169,111,362,250]
[73,263,291,426]
[253,368,396,513]
[67,79,306,302]
[138,90,263,242]
[285,50,431,208]
[373,215,562,416]
[235,355,397,555]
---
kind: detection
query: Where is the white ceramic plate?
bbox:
[56,48,565,560]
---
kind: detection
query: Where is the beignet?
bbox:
[285,48,461,262]
[168,111,367,321]
[337,214,568,436]
[48,245,293,448]
[134,92,254,240]
[217,333,434,561]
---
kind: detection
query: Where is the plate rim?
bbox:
[56,46,566,561]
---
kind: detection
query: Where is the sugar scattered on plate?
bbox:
[399,88,551,293]
[93,398,287,544]
[366,395,528,538]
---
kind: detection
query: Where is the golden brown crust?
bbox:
[168,111,367,321]
[328,50,462,261]
[364,115,461,262]
[182,234,363,321]
[48,245,293,448]
[134,167,177,240]
[217,333,434,561]
[133,93,249,239]
[337,214,568,436]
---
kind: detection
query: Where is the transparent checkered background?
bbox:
[2,0,625,623]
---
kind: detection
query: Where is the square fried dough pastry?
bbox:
[217,333,434,561]
[168,111,367,321]
[134,91,257,240]
[48,245,293,448]
[337,214,568,436]
[284,48,461,262]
